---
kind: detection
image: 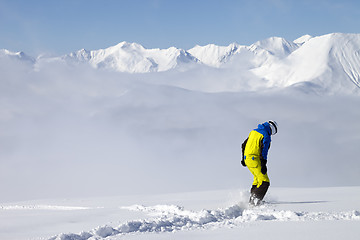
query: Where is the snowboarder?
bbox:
[241,120,278,206]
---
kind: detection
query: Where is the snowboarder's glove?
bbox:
[261,164,267,174]
[241,159,246,167]
[261,159,267,174]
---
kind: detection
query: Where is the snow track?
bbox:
[0,205,90,211]
[48,204,360,240]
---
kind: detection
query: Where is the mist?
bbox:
[1,58,360,202]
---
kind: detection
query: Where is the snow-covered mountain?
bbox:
[252,33,360,94]
[171,37,299,68]
[3,33,360,94]
[62,42,199,73]
[0,49,35,63]
[249,36,300,59]
[188,43,243,67]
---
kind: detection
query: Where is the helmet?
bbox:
[268,120,278,135]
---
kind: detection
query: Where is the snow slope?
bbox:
[252,33,360,94]
[1,187,359,240]
[250,36,299,59]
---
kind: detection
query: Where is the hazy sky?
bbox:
[1,0,360,55]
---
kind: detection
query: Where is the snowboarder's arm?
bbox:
[260,138,270,174]
[260,136,271,161]
[241,138,248,167]
[260,159,267,174]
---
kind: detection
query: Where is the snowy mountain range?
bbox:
[61,42,199,72]
[1,33,360,94]
[0,49,35,63]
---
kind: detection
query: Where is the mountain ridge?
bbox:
[1,33,360,94]
[0,49,35,63]
[60,42,199,73]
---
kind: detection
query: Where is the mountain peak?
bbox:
[0,49,35,63]
[294,34,313,44]
[188,43,242,67]
[112,41,145,50]
[251,36,299,58]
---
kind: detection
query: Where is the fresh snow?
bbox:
[1,187,359,240]
[0,205,90,211]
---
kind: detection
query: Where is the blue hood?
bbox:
[256,122,272,136]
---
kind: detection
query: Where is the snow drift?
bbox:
[48,203,360,240]
[1,187,359,240]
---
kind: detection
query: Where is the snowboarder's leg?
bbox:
[250,184,257,194]
[249,185,257,205]
[248,168,260,205]
[248,166,259,205]
[253,181,270,201]
[247,165,270,205]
